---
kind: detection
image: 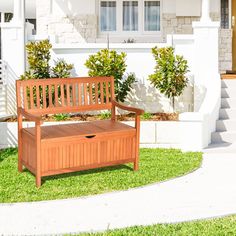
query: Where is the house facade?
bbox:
[0,0,234,150]
[0,0,234,72]
[33,0,235,72]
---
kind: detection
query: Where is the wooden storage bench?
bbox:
[16,77,144,187]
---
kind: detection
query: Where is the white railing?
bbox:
[0,60,7,115]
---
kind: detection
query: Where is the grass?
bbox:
[77,215,236,236]
[0,148,202,203]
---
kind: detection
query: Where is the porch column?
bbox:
[1,12,5,23]
[11,0,22,22]
[201,0,211,22]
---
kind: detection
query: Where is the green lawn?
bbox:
[77,215,236,236]
[0,148,202,203]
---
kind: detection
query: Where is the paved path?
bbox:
[1,153,236,235]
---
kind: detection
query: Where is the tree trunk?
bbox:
[172,97,175,112]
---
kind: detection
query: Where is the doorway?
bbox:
[233,0,236,71]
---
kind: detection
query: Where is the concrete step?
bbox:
[221,79,236,88]
[221,98,236,109]
[219,109,236,119]
[216,119,236,132]
[221,88,236,98]
[211,131,236,143]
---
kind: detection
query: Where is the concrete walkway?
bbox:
[1,153,236,235]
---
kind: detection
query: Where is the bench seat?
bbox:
[23,120,135,141]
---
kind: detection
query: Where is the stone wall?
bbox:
[219,29,232,73]
[37,15,97,43]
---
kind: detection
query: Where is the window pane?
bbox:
[144,1,160,31]
[123,1,138,31]
[221,0,229,29]
[100,1,116,31]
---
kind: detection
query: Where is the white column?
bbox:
[1,12,5,23]
[201,0,211,22]
[12,0,22,22]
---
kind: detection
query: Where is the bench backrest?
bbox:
[16,77,115,115]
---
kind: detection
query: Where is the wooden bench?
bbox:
[16,77,144,187]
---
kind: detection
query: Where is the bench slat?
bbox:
[100,82,104,104]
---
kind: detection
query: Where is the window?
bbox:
[123,1,138,31]
[221,0,229,29]
[99,0,161,34]
[100,1,117,31]
[144,1,160,31]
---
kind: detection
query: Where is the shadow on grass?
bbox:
[43,164,134,182]
[0,147,18,163]
[20,159,134,184]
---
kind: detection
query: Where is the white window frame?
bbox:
[98,0,162,37]
[122,0,139,32]
[99,0,117,33]
[142,0,162,34]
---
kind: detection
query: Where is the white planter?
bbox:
[0,121,181,149]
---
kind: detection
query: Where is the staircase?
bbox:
[207,79,236,152]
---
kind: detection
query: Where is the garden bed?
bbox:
[5,112,179,122]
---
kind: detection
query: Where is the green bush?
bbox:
[149,47,189,111]
[85,49,135,102]
[21,40,73,80]
[53,113,69,121]
[141,112,153,120]
[99,111,111,120]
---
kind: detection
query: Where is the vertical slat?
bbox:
[36,85,40,109]
[66,84,70,106]
[29,85,34,109]
[48,84,53,107]
[78,83,82,105]
[42,85,46,109]
[105,81,109,104]
[72,84,76,106]
[100,82,104,104]
[60,84,65,107]
[55,84,59,107]
[110,77,115,100]
[84,83,88,105]
[23,86,29,110]
[95,82,98,104]
[89,83,93,105]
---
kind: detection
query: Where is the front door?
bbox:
[233,0,236,71]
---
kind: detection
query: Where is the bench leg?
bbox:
[134,160,139,171]
[18,159,23,172]
[18,143,23,172]
[36,174,41,188]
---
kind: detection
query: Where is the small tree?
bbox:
[21,39,73,80]
[85,49,135,102]
[149,47,189,111]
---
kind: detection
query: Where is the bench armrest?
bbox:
[111,100,144,115]
[18,108,43,124]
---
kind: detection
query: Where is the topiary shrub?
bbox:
[85,49,135,102]
[21,39,73,80]
[149,46,189,111]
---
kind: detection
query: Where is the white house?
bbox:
[0,0,235,72]
[0,0,235,151]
